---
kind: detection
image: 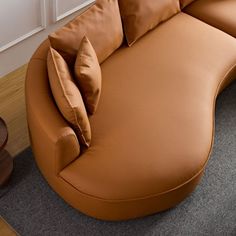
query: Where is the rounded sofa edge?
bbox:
[218,62,236,93]
[39,164,204,221]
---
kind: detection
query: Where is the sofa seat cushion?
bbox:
[60,13,236,201]
[184,0,236,38]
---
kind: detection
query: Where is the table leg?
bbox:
[0,150,13,187]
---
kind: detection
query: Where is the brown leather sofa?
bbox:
[25,0,236,220]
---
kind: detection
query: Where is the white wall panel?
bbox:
[0,0,46,52]
[53,0,94,22]
[0,0,93,77]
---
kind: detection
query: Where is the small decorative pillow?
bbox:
[119,0,180,46]
[49,0,123,65]
[47,47,91,147]
[179,0,195,9]
[74,36,102,115]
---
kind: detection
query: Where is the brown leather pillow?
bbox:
[49,0,123,65]
[119,0,180,46]
[74,36,102,115]
[179,0,195,9]
[47,47,91,147]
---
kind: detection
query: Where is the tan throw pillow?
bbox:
[74,36,102,115]
[119,0,180,46]
[49,0,123,65]
[180,0,195,9]
[47,47,91,147]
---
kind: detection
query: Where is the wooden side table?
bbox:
[0,118,13,187]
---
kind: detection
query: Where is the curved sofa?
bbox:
[26,1,236,221]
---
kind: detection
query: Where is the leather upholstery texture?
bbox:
[75,36,102,115]
[47,47,91,147]
[49,0,123,65]
[26,10,236,220]
[184,0,236,38]
[119,0,180,46]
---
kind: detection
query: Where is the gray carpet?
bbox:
[0,82,236,236]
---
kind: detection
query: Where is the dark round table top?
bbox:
[0,117,8,149]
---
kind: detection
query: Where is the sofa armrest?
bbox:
[26,55,80,175]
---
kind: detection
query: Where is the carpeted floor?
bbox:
[0,82,236,236]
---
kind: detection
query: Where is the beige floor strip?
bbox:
[0,216,19,236]
[0,64,29,157]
